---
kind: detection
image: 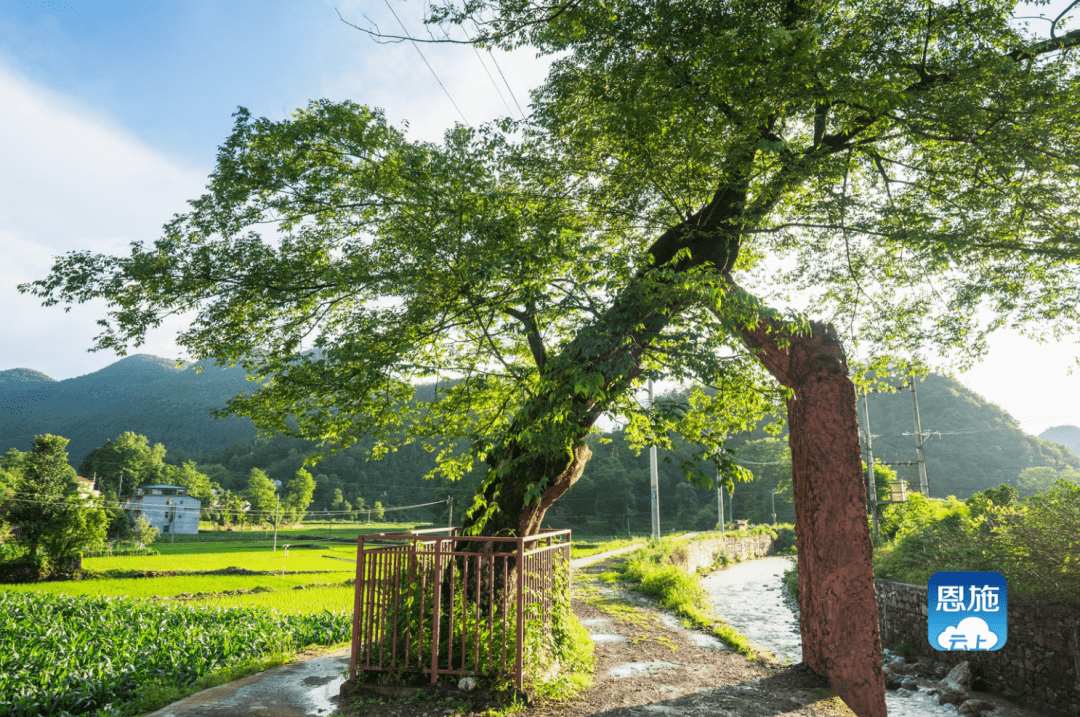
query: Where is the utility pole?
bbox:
[273,495,280,552]
[863,391,880,540]
[648,379,660,542]
[447,498,454,528]
[771,490,777,526]
[909,376,930,496]
[716,467,725,535]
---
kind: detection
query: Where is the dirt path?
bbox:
[340,553,855,717]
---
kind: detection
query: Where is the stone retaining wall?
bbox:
[666,534,777,574]
[875,578,1080,715]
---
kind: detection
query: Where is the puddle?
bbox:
[579,617,612,628]
[589,632,628,643]
[608,660,677,678]
[657,613,729,651]
[686,632,727,650]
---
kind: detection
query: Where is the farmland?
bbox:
[0,521,425,716]
[0,520,618,716]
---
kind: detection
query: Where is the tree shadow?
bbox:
[575,667,853,717]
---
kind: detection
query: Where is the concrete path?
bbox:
[144,646,350,717]
[570,533,699,570]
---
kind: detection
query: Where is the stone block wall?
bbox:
[667,533,777,575]
[875,578,1080,715]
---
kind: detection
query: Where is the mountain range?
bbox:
[857,374,1079,499]
[2,355,1077,501]
[0,354,259,466]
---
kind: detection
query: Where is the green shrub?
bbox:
[366,552,592,695]
[616,538,759,659]
[873,482,1080,605]
[773,525,797,554]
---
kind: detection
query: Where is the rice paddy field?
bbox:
[0,521,428,716]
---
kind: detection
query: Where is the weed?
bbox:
[610,536,764,661]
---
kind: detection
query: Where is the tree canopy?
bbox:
[78,432,168,497]
[20,0,1080,529]
[4,435,106,564]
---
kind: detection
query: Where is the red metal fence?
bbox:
[350,528,571,689]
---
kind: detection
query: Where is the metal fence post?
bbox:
[351,534,366,681]
[430,536,443,684]
[516,536,524,690]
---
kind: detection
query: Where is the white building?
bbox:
[125,484,201,535]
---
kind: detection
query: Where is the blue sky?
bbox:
[2,0,1079,438]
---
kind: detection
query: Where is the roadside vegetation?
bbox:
[601,533,774,660]
[873,481,1080,605]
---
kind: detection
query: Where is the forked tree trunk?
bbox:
[735,312,886,717]
[458,258,885,716]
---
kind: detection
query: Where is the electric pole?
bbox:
[648,379,660,542]
[909,376,930,496]
[273,495,280,552]
[771,489,777,526]
[863,390,879,540]
[716,467,725,535]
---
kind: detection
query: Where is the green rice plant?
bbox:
[0,572,354,599]
[84,545,358,574]
[193,584,356,614]
[0,591,350,716]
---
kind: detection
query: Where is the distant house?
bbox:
[124,484,200,535]
[74,475,101,498]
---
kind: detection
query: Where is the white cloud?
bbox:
[0,65,207,379]
[936,616,999,650]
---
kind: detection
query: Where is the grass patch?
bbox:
[0,571,354,598]
[193,584,355,613]
[608,538,763,660]
[568,537,646,559]
[782,563,799,601]
[124,649,301,716]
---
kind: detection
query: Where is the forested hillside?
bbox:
[858,374,1078,500]
[0,354,259,466]
[3,355,1074,532]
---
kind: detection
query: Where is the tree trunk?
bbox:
[456,230,885,715]
[735,310,886,717]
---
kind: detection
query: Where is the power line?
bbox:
[471,21,526,119]
[4,494,448,517]
[460,25,516,119]
[461,22,524,120]
[383,0,470,127]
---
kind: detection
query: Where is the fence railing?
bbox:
[350,528,571,689]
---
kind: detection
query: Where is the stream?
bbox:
[700,556,966,717]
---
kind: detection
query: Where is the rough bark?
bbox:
[735,309,886,717]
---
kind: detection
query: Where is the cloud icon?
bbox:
[937,617,999,650]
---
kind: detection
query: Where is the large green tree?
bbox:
[245,468,277,523]
[4,435,103,563]
[78,432,167,497]
[282,468,316,524]
[20,2,1080,713]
